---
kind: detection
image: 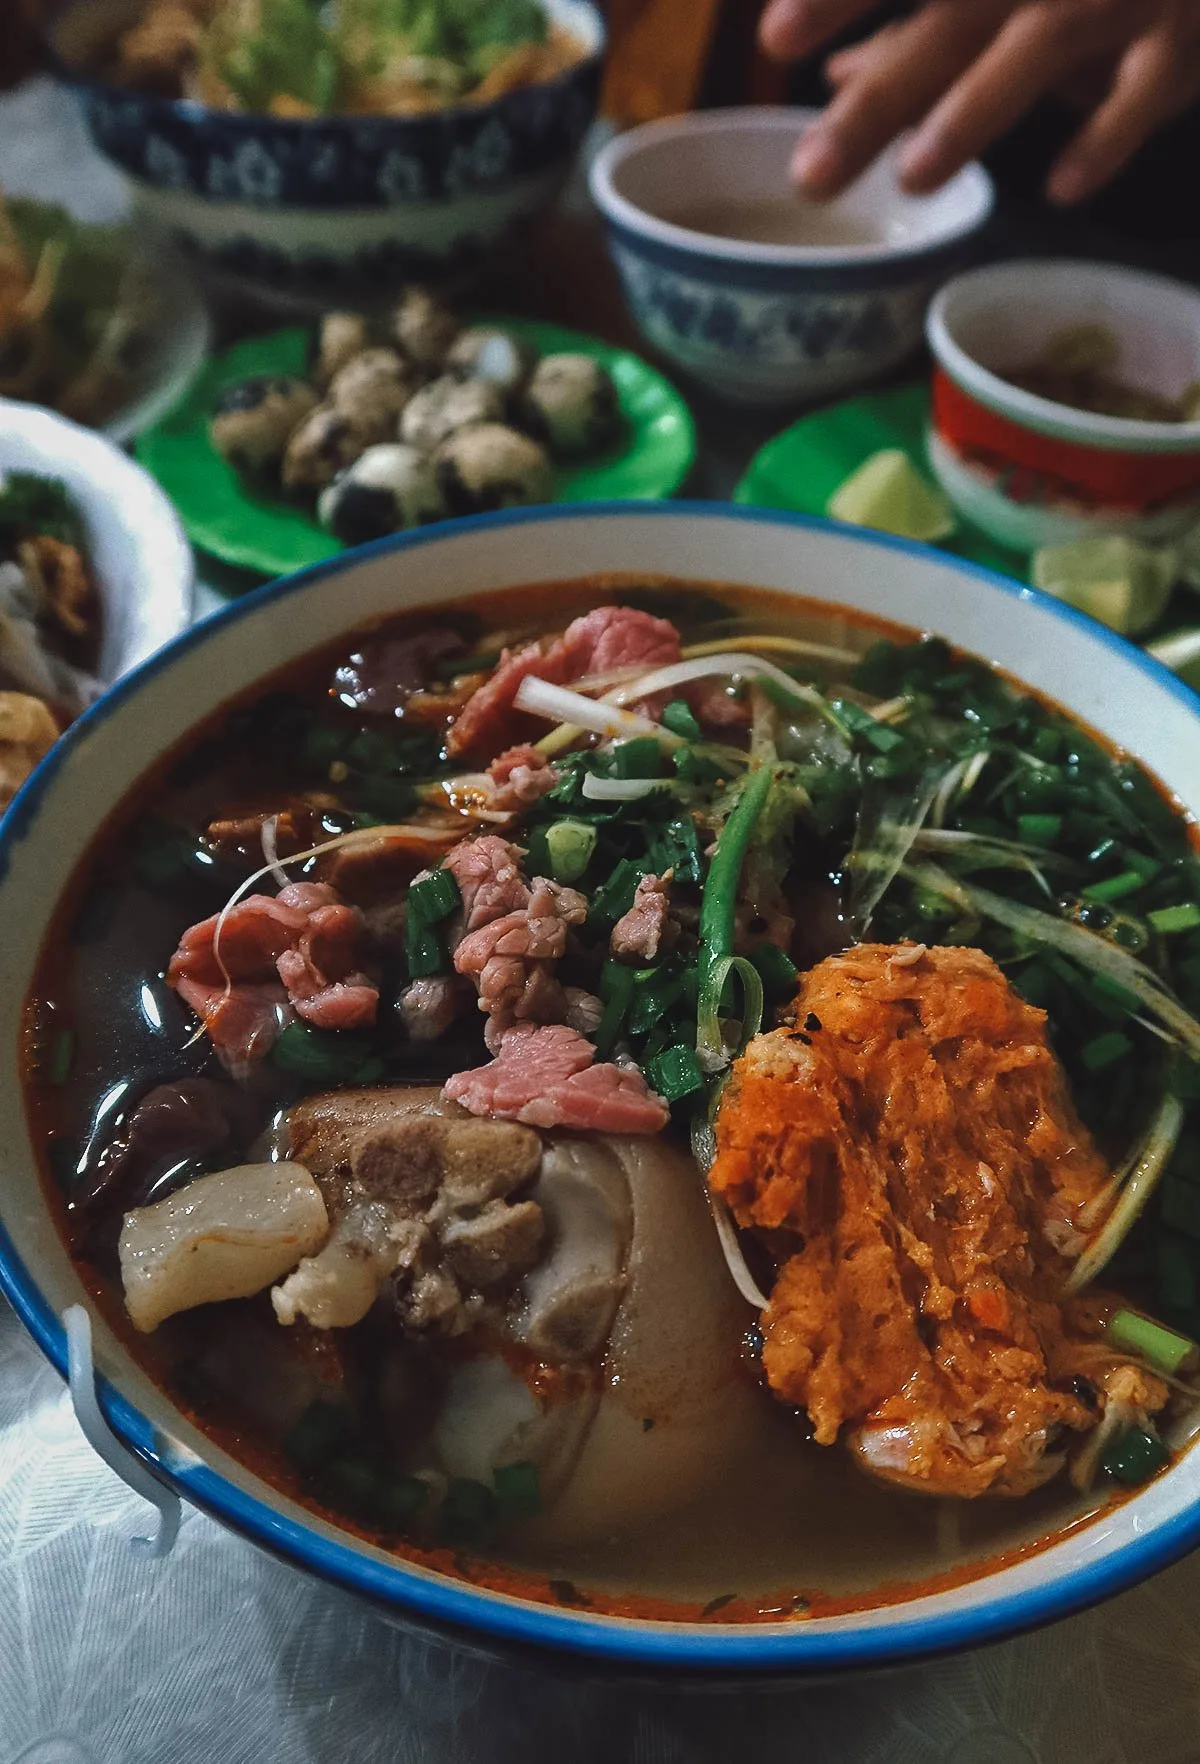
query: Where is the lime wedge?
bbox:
[1176,520,1200,592]
[1031,535,1176,637]
[827,449,955,543]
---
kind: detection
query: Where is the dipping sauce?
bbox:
[1004,324,1200,423]
[666,198,884,248]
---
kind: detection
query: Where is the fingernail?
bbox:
[898,134,939,190]
[793,130,841,192]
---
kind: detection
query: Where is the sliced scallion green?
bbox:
[49,1029,75,1086]
[1081,1029,1133,1071]
[1150,903,1200,934]
[1106,1308,1197,1376]
[408,867,460,925]
[545,819,596,884]
[1018,812,1062,843]
[661,698,701,741]
[594,961,636,1057]
[1101,1425,1170,1486]
[749,941,799,1005]
[645,1042,705,1103]
[1082,871,1146,904]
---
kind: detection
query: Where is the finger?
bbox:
[898,1,1119,193]
[790,2,1002,196]
[1048,31,1181,202]
[823,23,908,90]
[759,0,881,63]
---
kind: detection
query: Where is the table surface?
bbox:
[6,74,1200,1764]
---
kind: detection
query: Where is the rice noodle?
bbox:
[690,1111,770,1309]
[682,634,859,666]
[907,862,1200,1058]
[259,815,289,889]
[581,772,671,802]
[514,676,676,743]
[601,653,832,719]
[1067,1094,1186,1290]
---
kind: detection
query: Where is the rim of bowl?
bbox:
[47,0,605,132]
[927,259,1200,451]
[4,500,1200,1674]
[589,108,994,269]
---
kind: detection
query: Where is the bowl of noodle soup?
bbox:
[3,502,1200,1674]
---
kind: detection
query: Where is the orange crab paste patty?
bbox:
[709,942,1165,1497]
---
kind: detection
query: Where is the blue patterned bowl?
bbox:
[590,109,993,408]
[49,0,603,302]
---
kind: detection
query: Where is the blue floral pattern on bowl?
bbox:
[69,62,600,208]
[608,232,963,407]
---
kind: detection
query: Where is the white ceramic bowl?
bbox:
[589,109,993,407]
[1,503,1198,1674]
[926,259,1200,553]
[0,400,194,684]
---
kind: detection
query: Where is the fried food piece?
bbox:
[0,691,58,810]
[710,942,1160,1498]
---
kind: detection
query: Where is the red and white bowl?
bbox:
[926,260,1200,554]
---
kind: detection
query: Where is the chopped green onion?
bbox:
[544,819,596,884]
[49,1029,75,1086]
[1106,1308,1197,1375]
[588,857,651,931]
[1089,972,1142,1013]
[594,960,636,1057]
[493,1460,540,1522]
[1018,813,1062,843]
[1082,871,1146,904]
[440,1477,496,1543]
[408,867,460,925]
[377,1475,429,1530]
[628,967,685,1037]
[645,1042,705,1103]
[285,1400,350,1473]
[1151,903,1200,934]
[1101,1425,1170,1487]
[749,941,799,1005]
[405,913,446,979]
[696,764,774,1072]
[1086,836,1120,867]
[613,737,664,780]
[1157,1236,1197,1312]
[1081,1029,1133,1071]
[327,1456,382,1513]
[648,816,704,887]
[662,698,701,741]
[1163,1177,1200,1242]
[1125,850,1163,882]
[272,1023,375,1082]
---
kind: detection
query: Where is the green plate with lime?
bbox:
[138,318,698,580]
[733,382,1026,581]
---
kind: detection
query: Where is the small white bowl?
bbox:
[0,400,194,685]
[590,108,993,407]
[926,260,1200,554]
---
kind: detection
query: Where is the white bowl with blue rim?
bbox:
[589,109,994,408]
[1,502,1199,1675]
[47,0,603,305]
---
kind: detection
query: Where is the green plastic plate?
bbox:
[733,383,1027,581]
[137,318,698,580]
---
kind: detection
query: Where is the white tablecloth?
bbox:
[6,73,1200,1764]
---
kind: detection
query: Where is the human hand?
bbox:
[758,0,1200,204]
